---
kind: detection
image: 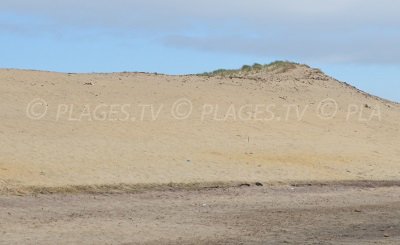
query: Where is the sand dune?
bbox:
[0,62,399,194]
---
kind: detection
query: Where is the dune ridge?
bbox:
[0,62,399,194]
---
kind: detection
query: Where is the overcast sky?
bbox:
[0,0,399,102]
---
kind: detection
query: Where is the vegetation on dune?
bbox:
[198,61,302,77]
[252,63,263,70]
[241,65,252,72]
[267,61,300,72]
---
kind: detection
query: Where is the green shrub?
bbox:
[241,65,252,72]
[198,61,300,76]
[252,63,263,70]
[265,61,297,73]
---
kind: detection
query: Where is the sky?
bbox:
[0,0,399,102]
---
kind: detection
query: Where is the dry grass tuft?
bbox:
[199,60,300,77]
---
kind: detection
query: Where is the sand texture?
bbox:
[0,64,399,193]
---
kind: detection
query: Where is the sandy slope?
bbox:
[0,64,399,193]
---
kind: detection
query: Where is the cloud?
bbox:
[2,0,400,30]
[1,0,400,64]
[163,31,400,64]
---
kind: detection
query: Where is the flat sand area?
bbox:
[1,182,400,244]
